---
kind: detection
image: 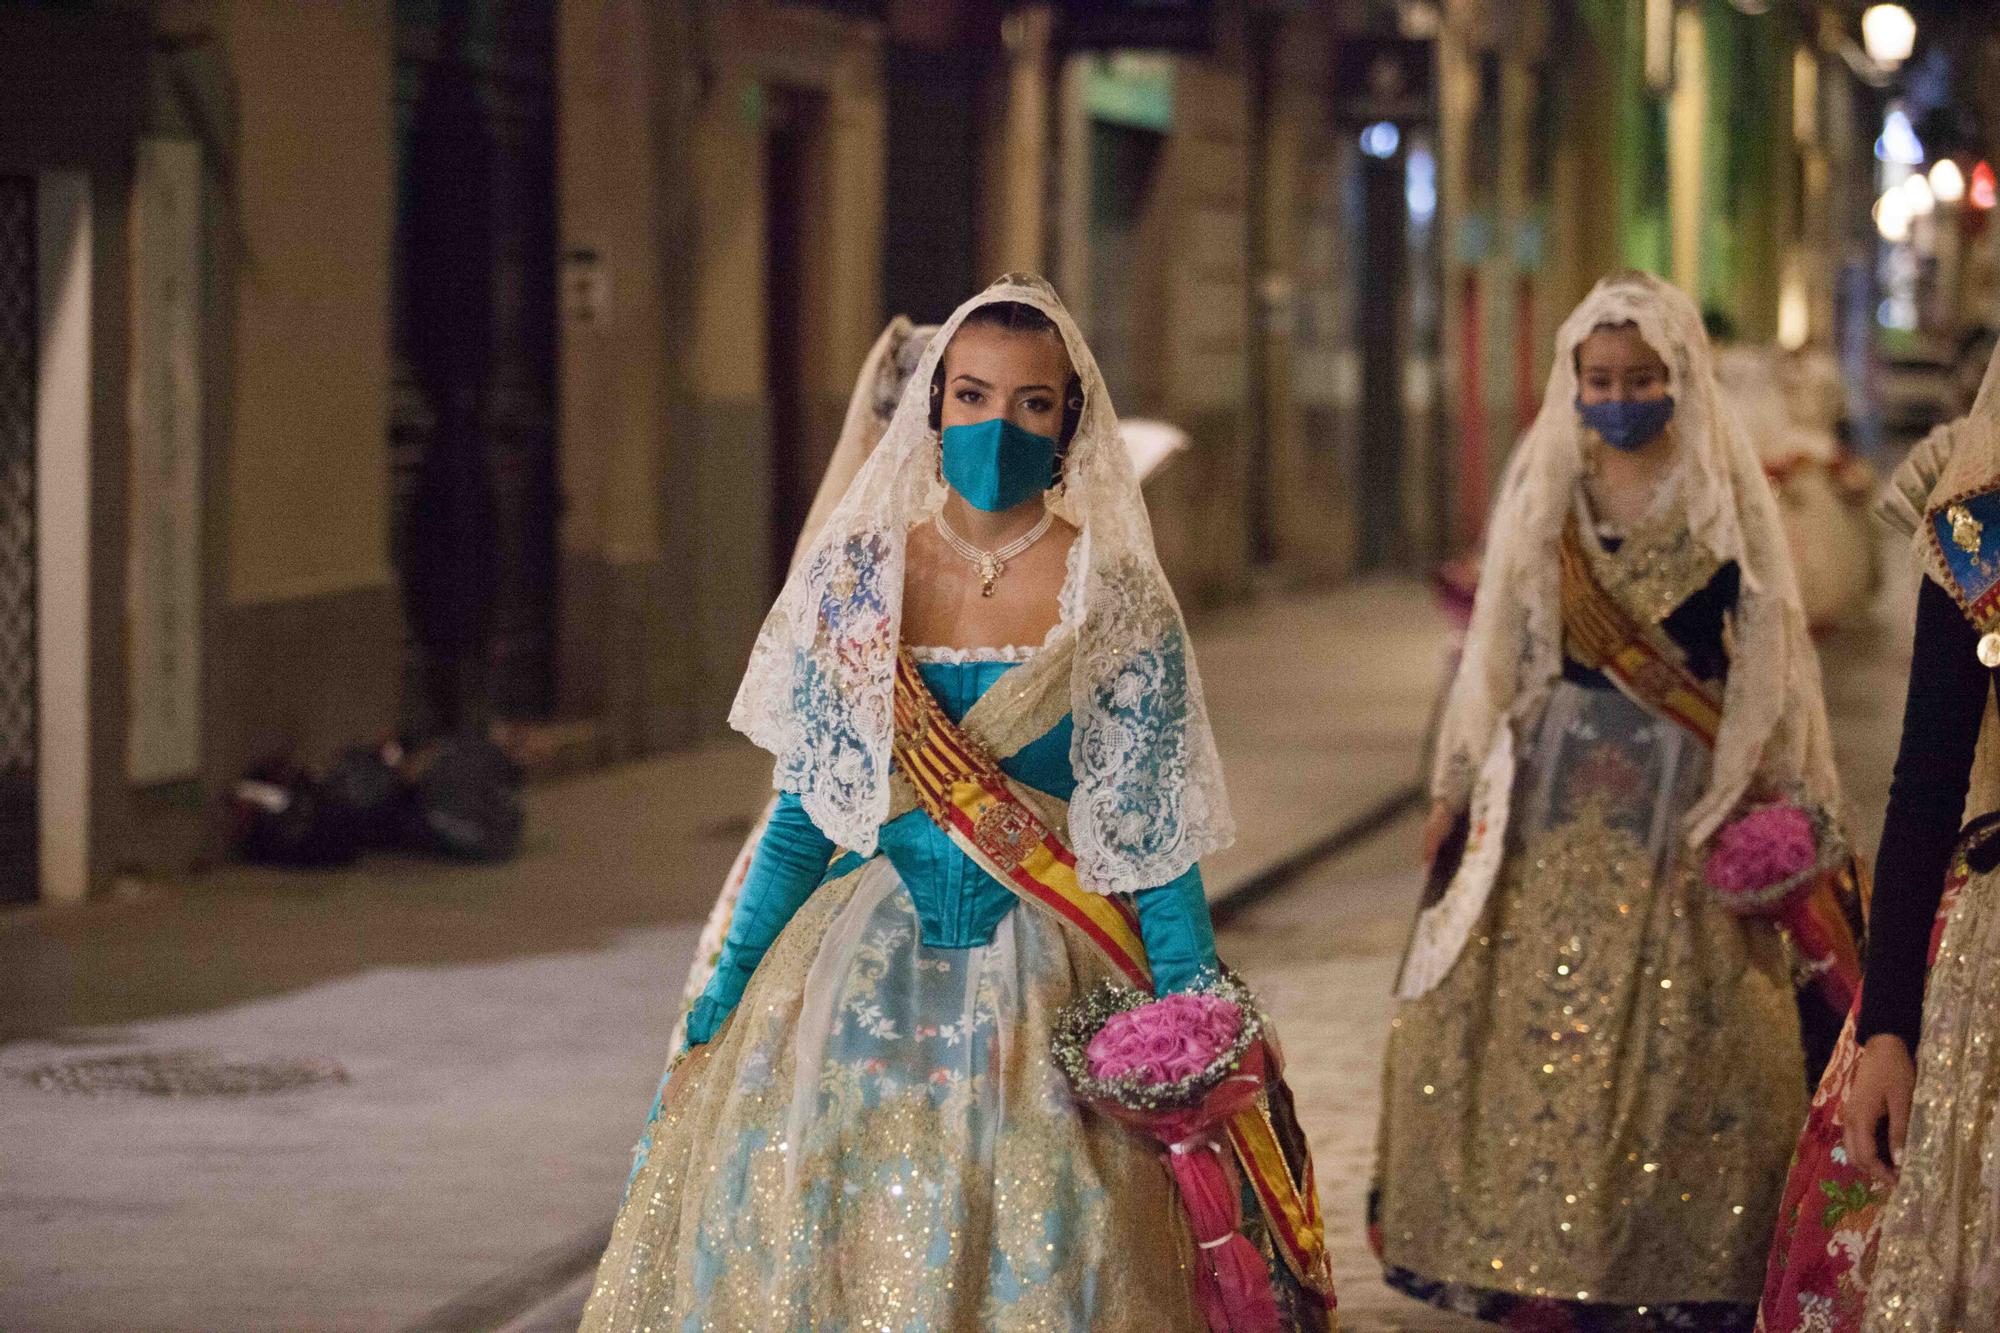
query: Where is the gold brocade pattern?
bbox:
[1376,687,1805,1307]
[1863,855,2000,1333]
[1581,499,1725,627]
[580,861,1205,1333]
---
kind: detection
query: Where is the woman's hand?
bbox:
[1422,800,1459,868]
[1843,1033,1918,1188]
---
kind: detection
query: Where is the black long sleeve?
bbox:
[1857,576,1994,1051]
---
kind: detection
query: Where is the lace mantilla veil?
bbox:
[1407,271,1842,996]
[1880,336,2000,554]
[728,273,1235,896]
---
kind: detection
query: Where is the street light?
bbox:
[1862,5,1916,70]
[1876,106,1924,166]
[1875,188,1913,243]
[1360,121,1400,160]
[1972,162,1998,212]
[1931,159,1967,205]
[1902,172,1936,218]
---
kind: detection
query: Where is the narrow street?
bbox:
[2,2,1985,1330]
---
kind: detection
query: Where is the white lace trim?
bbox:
[908,643,1042,665]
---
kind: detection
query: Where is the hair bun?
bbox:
[988,272,1057,298]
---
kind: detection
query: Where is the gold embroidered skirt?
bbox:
[1864,854,2000,1332]
[1375,683,1807,1310]
[580,857,1206,1333]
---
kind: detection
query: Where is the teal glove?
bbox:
[1133,864,1219,995]
[685,793,835,1044]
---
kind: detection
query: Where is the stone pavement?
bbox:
[0,577,1446,1333]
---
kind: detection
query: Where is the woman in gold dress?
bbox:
[1374,271,1845,1330]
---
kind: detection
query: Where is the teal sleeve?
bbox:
[685,793,836,1045]
[1133,864,1219,996]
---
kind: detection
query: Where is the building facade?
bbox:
[3,0,1456,903]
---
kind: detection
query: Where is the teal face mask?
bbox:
[939,418,1057,513]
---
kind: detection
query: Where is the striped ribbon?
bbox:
[891,646,1336,1311]
[1558,516,1863,1004]
[1558,516,1725,744]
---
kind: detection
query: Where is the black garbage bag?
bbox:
[405,733,524,862]
[322,742,411,851]
[231,760,363,868]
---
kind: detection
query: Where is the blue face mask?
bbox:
[1575,394,1676,451]
[939,417,1057,512]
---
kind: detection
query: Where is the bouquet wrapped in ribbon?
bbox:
[1704,799,1861,1013]
[1053,972,1290,1333]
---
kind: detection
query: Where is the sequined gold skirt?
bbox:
[1375,683,1807,1310]
[580,857,1206,1333]
[1863,854,2000,1332]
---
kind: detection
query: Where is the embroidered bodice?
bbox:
[1562,529,1740,689]
[685,657,1218,1045]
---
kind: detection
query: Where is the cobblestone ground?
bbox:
[1219,810,1486,1332]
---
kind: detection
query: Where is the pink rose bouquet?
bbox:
[1705,799,1860,1012]
[1054,972,1286,1333]
[1084,990,1246,1085]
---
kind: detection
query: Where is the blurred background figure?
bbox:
[1379,271,1846,1332]
[1714,339,1881,631]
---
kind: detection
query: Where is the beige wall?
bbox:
[1109,53,1254,606]
[219,0,395,608]
[557,0,667,572]
[1262,18,1353,582]
[981,6,1054,280]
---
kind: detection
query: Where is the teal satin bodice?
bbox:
[686,659,1218,1044]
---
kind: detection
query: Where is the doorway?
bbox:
[0,174,35,902]
[391,0,559,737]
[763,86,831,597]
[1086,120,1165,408]
[1354,128,1411,570]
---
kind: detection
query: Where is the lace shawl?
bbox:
[729,274,1234,895]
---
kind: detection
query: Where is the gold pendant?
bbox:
[1978,631,2000,669]
[979,555,1001,597]
[1950,504,1984,555]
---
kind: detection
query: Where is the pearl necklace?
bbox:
[934,506,1056,597]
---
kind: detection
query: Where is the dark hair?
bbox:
[1571,319,1651,375]
[927,301,1086,462]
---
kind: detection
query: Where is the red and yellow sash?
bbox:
[1558,516,1865,995]
[891,647,1337,1312]
[1558,516,1725,743]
